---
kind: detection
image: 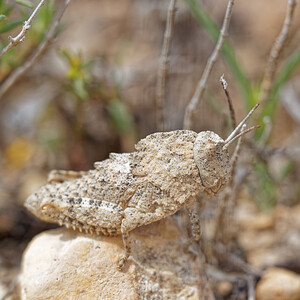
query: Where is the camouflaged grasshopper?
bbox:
[25,104,259,268]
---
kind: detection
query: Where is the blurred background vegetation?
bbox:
[0,0,300,298]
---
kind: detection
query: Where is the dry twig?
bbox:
[0,0,71,100]
[214,243,262,277]
[156,0,177,131]
[212,106,260,248]
[258,0,297,104]
[220,74,236,128]
[183,0,235,129]
[230,124,246,171]
[212,124,245,245]
[0,0,48,58]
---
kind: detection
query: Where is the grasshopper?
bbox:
[25,104,259,268]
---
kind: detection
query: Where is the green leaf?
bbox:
[73,78,89,100]
[254,162,277,211]
[3,5,14,16]
[82,59,93,69]
[0,14,6,22]
[0,19,24,33]
[106,99,135,133]
[15,0,34,8]
[36,0,55,27]
[0,2,13,16]
[279,161,294,180]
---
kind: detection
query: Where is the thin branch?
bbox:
[258,0,297,104]
[156,0,177,131]
[0,0,71,100]
[220,74,236,128]
[214,243,262,277]
[246,275,256,300]
[229,124,245,170]
[0,0,48,58]
[212,124,245,244]
[183,0,235,130]
[206,264,258,283]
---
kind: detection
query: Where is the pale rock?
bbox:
[238,203,300,269]
[235,198,274,231]
[0,282,8,300]
[247,248,293,269]
[256,267,300,300]
[216,281,233,297]
[238,230,277,253]
[20,218,206,299]
[238,213,274,231]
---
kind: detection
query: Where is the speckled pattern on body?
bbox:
[25,129,232,268]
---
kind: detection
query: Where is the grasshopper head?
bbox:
[193,104,260,195]
[25,187,55,223]
[193,131,230,194]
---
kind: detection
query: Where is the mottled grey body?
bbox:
[25,130,231,268]
[25,104,259,268]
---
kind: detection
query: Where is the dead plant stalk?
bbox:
[156,0,177,131]
[259,0,297,104]
[0,0,48,58]
[184,0,235,130]
[0,0,71,100]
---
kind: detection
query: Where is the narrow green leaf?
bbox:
[106,99,135,133]
[254,162,277,211]
[15,0,34,8]
[73,78,89,100]
[262,48,300,118]
[0,19,24,33]
[3,5,14,16]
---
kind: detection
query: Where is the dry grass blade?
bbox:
[156,0,177,131]
[220,74,236,129]
[259,0,297,104]
[183,0,235,130]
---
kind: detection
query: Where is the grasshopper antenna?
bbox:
[224,125,261,149]
[224,103,259,144]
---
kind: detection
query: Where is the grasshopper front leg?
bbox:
[185,198,202,241]
[118,207,166,269]
[118,222,132,269]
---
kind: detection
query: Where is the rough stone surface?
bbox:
[256,267,300,300]
[20,218,205,299]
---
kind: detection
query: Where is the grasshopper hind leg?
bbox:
[47,170,88,183]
